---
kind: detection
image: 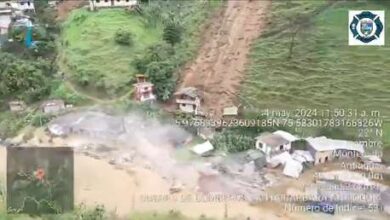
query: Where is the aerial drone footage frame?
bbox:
[0,0,389,220]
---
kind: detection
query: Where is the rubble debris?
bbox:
[267,151,292,168]
[364,155,382,163]
[192,141,214,156]
[291,150,314,163]
[283,159,303,178]
[170,179,183,194]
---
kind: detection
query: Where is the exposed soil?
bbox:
[179,0,271,118]
[56,0,85,21]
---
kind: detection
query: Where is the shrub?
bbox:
[163,22,183,46]
[31,113,53,127]
[114,29,133,46]
[211,129,255,153]
[50,82,87,105]
[145,61,176,101]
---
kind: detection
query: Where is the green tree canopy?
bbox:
[0,53,53,103]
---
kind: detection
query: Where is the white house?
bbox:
[90,0,112,8]
[89,0,137,10]
[0,2,12,37]
[255,130,298,159]
[306,136,365,165]
[10,0,35,12]
[113,0,137,7]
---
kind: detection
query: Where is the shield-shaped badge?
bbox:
[360,19,374,37]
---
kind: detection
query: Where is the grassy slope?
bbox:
[60,9,162,97]
[243,0,390,145]
[243,0,390,112]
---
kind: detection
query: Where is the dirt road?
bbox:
[56,0,85,21]
[179,0,270,118]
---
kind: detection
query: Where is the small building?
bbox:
[0,2,12,39]
[174,87,203,114]
[41,99,65,114]
[305,136,365,165]
[255,130,298,159]
[222,106,239,118]
[8,100,26,112]
[10,0,35,12]
[89,0,137,10]
[133,74,156,103]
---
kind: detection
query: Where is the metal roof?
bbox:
[306,136,364,154]
[223,106,238,116]
[174,87,201,98]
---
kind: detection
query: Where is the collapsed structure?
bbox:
[254,130,365,178]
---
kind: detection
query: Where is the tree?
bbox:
[0,53,53,103]
[163,22,183,46]
[145,61,176,101]
[114,29,134,46]
[132,43,175,73]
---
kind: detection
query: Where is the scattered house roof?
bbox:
[267,151,292,168]
[174,87,202,99]
[283,159,303,178]
[222,106,238,117]
[291,150,314,163]
[306,136,364,154]
[273,130,298,142]
[316,170,374,186]
[256,132,290,148]
[192,141,214,156]
[364,155,382,163]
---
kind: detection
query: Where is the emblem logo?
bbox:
[349,10,385,45]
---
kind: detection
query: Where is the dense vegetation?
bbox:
[60,1,221,99]
[0,53,54,104]
[0,1,86,138]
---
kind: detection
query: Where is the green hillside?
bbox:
[60,8,162,97]
[243,0,390,114]
[242,0,390,147]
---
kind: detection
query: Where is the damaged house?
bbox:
[305,136,365,165]
[255,130,298,159]
[174,87,203,114]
